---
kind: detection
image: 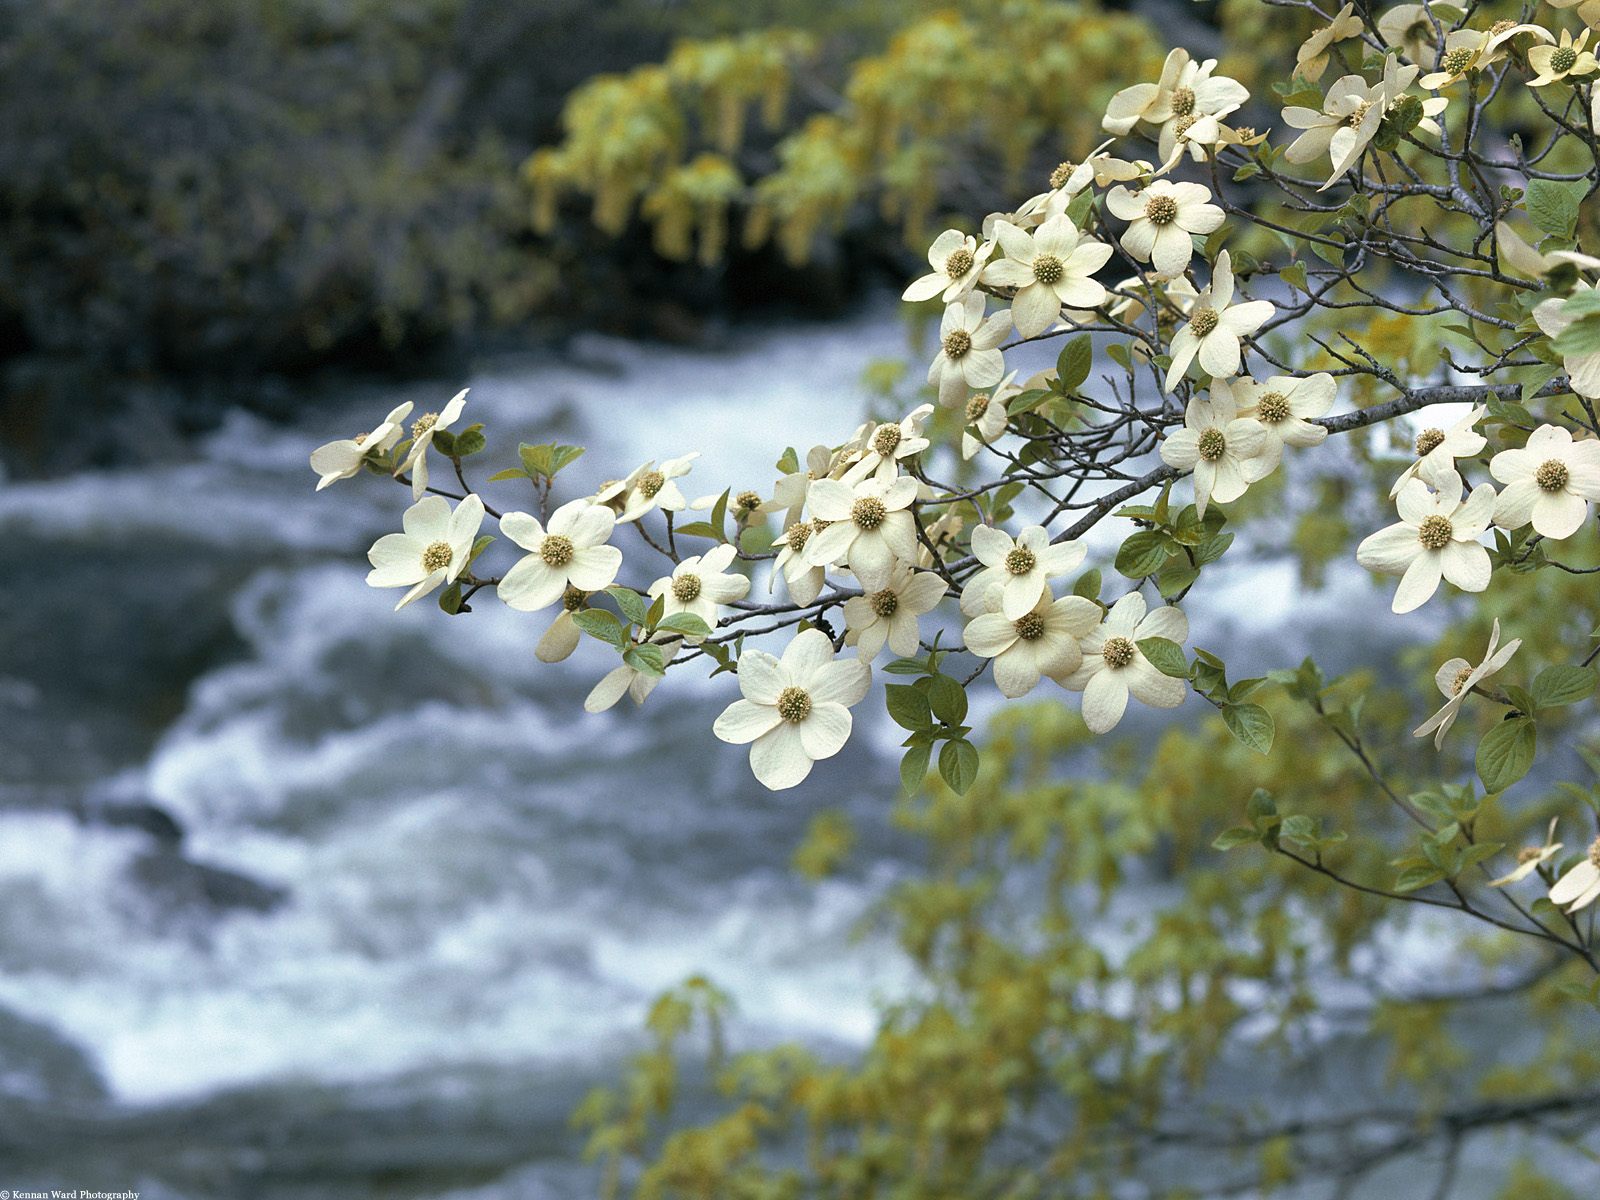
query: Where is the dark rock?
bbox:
[127,850,289,916]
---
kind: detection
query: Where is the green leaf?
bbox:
[708,489,731,543]
[1532,664,1597,708]
[1395,864,1448,894]
[605,586,648,625]
[1137,636,1188,678]
[937,738,980,795]
[925,673,968,726]
[886,684,933,731]
[883,657,930,676]
[1055,334,1093,392]
[657,612,712,639]
[1072,568,1102,600]
[623,642,666,676]
[900,744,931,794]
[1477,717,1537,794]
[452,425,486,457]
[438,582,463,615]
[672,521,721,540]
[467,535,495,566]
[1212,826,1260,851]
[1526,178,1584,240]
[1222,703,1275,754]
[1115,530,1172,578]
[573,609,627,650]
[488,468,529,482]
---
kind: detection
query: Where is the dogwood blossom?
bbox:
[842,405,934,483]
[1527,28,1597,86]
[1389,405,1487,497]
[961,372,1020,460]
[1296,3,1363,80]
[396,388,468,500]
[536,589,587,663]
[964,590,1099,699]
[1059,592,1188,734]
[961,524,1087,618]
[927,293,1011,407]
[712,628,871,791]
[1489,818,1563,887]
[647,543,750,637]
[586,637,678,714]
[843,565,946,659]
[365,493,485,610]
[901,229,992,303]
[604,453,699,523]
[1419,24,1551,90]
[1356,470,1494,613]
[1147,56,1250,169]
[1231,372,1334,473]
[1105,180,1224,278]
[1549,836,1600,913]
[1160,379,1271,517]
[982,216,1112,338]
[1490,423,1600,539]
[498,500,622,612]
[1283,72,1392,188]
[771,521,827,606]
[1162,251,1275,391]
[1377,4,1441,67]
[310,402,412,490]
[805,474,919,589]
[1412,618,1522,748]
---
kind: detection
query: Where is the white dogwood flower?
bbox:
[902,229,993,303]
[1490,423,1600,540]
[536,589,589,663]
[1390,405,1487,497]
[1163,251,1275,391]
[1489,818,1563,888]
[713,628,871,791]
[1296,3,1364,80]
[771,521,827,606]
[981,216,1113,338]
[1420,23,1551,90]
[396,388,468,500]
[1105,179,1225,279]
[1230,372,1334,473]
[1059,592,1188,733]
[962,523,1088,620]
[610,453,699,523]
[310,401,412,490]
[1282,60,1424,189]
[961,372,1021,461]
[365,493,485,610]
[1378,4,1440,66]
[805,474,920,589]
[843,565,946,659]
[927,292,1012,407]
[1528,28,1598,86]
[1550,836,1600,913]
[647,543,750,637]
[1149,56,1250,169]
[1413,618,1522,748]
[1160,380,1271,517]
[498,499,622,612]
[842,404,934,483]
[964,590,1099,699]
[1356,470,1495,613]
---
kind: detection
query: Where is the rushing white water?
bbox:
[0,305,1501,1195]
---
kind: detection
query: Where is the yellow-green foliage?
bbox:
[528,1,1164,266]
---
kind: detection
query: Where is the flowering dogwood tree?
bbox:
[314,0,1600,1190]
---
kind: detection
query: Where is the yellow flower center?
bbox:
[1536,460,1570,492]
[1552,46,1578,73]
[872,424,903,457]
[1258,392,1291,423]
[562,585,586,612]
[1189,307,1220,337]
[1102,636,1137,669]
[1589,835,1600,869]
[411,413,438,439]
[1049,160,1077,190]
[852,496,888,530]
[869,588,900,618]
[1441,47,1474,74]
[735,490,762,514]
[1005,547,1037,575]
[541,534,575,567]
[966,393,991,422]
[672,573,702,603]
[1451,665,1474,696]
[1144,194,1179,225]
[1417,515,1454,550]
[777,686,813,723]
[785,521,813,551]
[942,329,972,359]
[1198,428,1227,461]
[1346,99,1373,128]
[420,541,453,573]
[1013,611,1047,641]
[1032,253,1065,286]
[1415,428,1445,455]
[637,470,665,499]
[1517,844,1544,865]
[1173,114,1197,138]
[945,247,974,278]
[1171,86,1196,117]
